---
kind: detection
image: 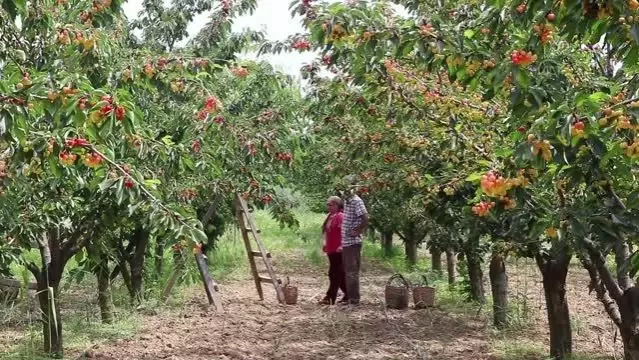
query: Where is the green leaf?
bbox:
[514,69,530,89]
[85,123,99,142]
[465,172,483,182]
[48,158,62,177]
[190,227,208,244]
[128,202,143,216]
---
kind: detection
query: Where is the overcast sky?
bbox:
[122,0,316,77]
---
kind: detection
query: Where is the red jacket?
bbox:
[323,212,344,254]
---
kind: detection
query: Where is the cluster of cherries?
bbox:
[472,201,495,217]
[292,38,311,51]
[59,138,103,168]
[510,50,537,67]
[197,95,220,121]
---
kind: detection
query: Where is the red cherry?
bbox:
[115,106,126,121]
[124,178,134,189]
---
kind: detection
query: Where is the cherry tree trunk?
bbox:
[431,248,442,272]
[405,238,417,267]
[446,250,456,285]
[537,255,572,359]
[489,253,508,329]
[154,237,165,279]
[129,227,150,304]
[382,231,393,257]
[34,254,65,358]
[467,254,485,303]
[368,227,376,242]
[37,282,63,358]
[96,260,114,324]
[618,287,639,360]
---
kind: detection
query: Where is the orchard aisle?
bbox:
[77,255,490,360]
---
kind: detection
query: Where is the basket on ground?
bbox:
[413,275,435,309]
[283,277,298,305]
[385,273,410,310]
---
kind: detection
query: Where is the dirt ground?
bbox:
[0,252,624,360]
[71,259,488,359]
[61,254,622,360]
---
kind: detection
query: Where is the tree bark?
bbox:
[536,254,572,359]
[119,258,134,298]
[617,287,639,360]
[96,260,114,324]
[431,248,442,272]
[154,237,165,279]
[489,253,508,329]
[467,253,485,303]
[31,240,65,358]
[382,231,393,257]
[446,250,456,285]
[368,227,376,243]
[29,232,66,358]
[403,222,418,267]
[615,235,634,291]
[129,227,150,304]
[36,281,63,358]
[583,247,639,360]
[405,239,417,267]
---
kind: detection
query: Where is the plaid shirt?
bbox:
[341,194,368,247]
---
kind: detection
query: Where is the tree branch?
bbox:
[201,192,221,227]
[584,237,624,300]
[614,233,634,291]
[611,96,639,110]
[581,257,623,327]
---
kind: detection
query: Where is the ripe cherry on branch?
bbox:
[231,66,249,77]
[261,194,273,204]
[291,38,312,52]
[59,151,77,166]
[472,201,495,217]
[511,50,537,67]
[516,3,527,14]
[82,152,102,168]
[124,177,134,189]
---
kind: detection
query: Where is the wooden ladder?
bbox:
[235,194,285,303]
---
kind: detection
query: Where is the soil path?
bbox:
[78,255,492,360]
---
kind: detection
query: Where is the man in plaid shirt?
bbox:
[340,176,369,305]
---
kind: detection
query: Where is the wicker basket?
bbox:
[283,277,298,305]
[413,275,435,309]
[385,274,410,310]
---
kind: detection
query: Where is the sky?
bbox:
[121,0,317,77]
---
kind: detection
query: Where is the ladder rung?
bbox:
[252,251,271,258]
[258,276,281,284]
[245,228,261,233]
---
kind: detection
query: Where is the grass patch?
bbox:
[491,340,546,360]
[491,339,614,360]
[1,311,139,360]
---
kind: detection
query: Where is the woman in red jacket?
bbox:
[319,196,348,305]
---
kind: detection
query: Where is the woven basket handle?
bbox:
[386,273,409,288]
[421,274,429,287]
